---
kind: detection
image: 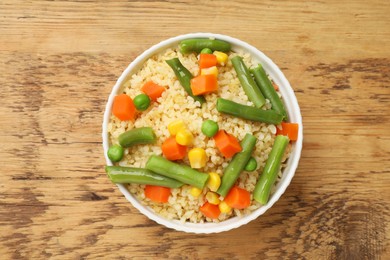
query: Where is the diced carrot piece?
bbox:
[276,122,299,141]
[161,136,187,161]
[190,75,218,96]
[224,186,251,209]
[272,82,279,91]
[144,185,171,203]
[141,81,166,102]
[276,126,283,135]
[200,202,221,219]
[213,130,242,158]
[112,94,136,121]
[199,54,218,69]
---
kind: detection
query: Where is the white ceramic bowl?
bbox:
[102,33,302,234]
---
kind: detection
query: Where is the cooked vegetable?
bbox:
[277,122,299,141]
[175,128,194,146]
[217,133,257,197]
[200,202,221,219]
[133,93,151,111]
[190,187,203,197]
[200,66,218,77]
[199,53,217,69]
[167,119,186,136]
[105,166,183,188]
[217,98,284,125]
[166,58,206,104]
[190,74,218,96]
[200,48,213,54]
[218,201,232,213]
[272,82,279,91]
[162,136,187,161]
[251,65,287,119]
[179,38,231,54]
[107,144,124,162]
[141,81,166,102]
[145,155,209,189]
[207,172,221,192]
[231,56,265,108]
[201,119,219,137]
[244,156,257,172]
[145,185,171,203]
[213,51,228,66]
[188,148,207,169]
[118,127,156,148]
[224,186,251,209]
[206,191,220,205]
[112,94,136,121]
[213,130,242,158]
[253,135,290,204]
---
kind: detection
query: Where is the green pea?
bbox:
[244,156,257,172]
[133,94,150,111]
[200,48,213,54]
[201,120,219,137]
[107,144,124,162]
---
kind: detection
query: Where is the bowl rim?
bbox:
[102,32,303,234]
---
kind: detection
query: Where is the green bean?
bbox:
[251,65,287,120]
[107,144,124,162]
[179,38,231,54]
[201,119,219,137]
[217,133,257,197]
[231,56,266,108]
[145,155,209,189]
[118,127,156,148]
[165,58,206,105]
[217,98,283,125]
[105,166,183,188]
[253,135,290,204]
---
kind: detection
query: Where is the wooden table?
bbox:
[1,1,389,258]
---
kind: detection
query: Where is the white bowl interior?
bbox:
[102,33,303,234]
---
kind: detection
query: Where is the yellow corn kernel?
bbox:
[188,148,207,168]
[200,66,218,77]
[176,128,193,146]
[206,191,220,205]
[214,51,228,66]
[167,119,186,136]
[219,201,232,213]
[207,172,221,192]
[190,187,202,197]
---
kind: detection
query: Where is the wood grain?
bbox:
[0,0,389,259]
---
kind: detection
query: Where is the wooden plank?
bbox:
[0,0,389,259]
